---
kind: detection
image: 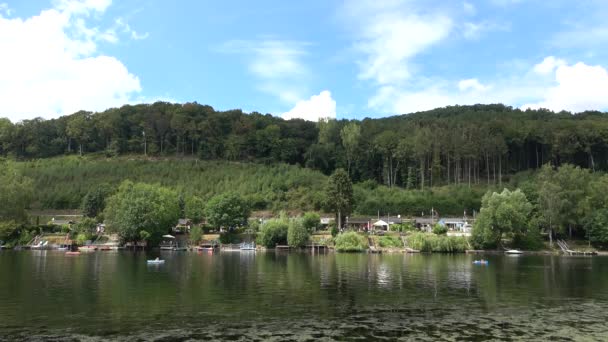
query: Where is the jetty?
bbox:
[556,240,597,256]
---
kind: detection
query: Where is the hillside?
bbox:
[13,156,486,217]
[2,103,608,192]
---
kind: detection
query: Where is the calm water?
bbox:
[0,251,607,341]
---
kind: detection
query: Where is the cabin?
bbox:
[414,218,435,232]
[437,218,468,231]
[173,219,192,233]
[345,216,404,232]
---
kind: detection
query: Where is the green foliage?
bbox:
[81,184,112,218]
[104,181,180,246]
[512,226,544,251]
[472,188,533,248]
[302,212,320,232]
[76,217,96,234]
[378,235,402,248]
[329,224,338,237]
[334,231,368,252]
[0,162,33,223]
[139,230,151,242]
[219,232,240,244]
[184,195,205,223]
[287,219,309,248]
[0,221,20,242]
[189,225,203,245]
[408,232,468,253]
[257,217,288,248]
[326,168,353,227]
[75,233,88,246]
[204,192,249,230]
[584,209,608,245]
[432,224,448,235]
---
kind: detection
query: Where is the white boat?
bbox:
[505,249,523,255]
[147,257,165,265]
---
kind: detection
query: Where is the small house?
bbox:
[173,219,192,233]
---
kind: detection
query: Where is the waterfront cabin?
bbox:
[173,219,192,233]
[414,218,434,232]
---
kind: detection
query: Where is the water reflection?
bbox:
[0,251,607,340]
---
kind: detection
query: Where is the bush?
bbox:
[287,219,309,248]
[302,212,321,232]
[512,226,544,250]
[378,235,402,248]
[330,224,338,237]
[334,231,368,252]
[219,232,240,244]
[432,224,448,235]
[257,218,288,248]
[189,225,203,245]
[407,232,468,253]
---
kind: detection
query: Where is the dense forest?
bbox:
[2,103,608,189]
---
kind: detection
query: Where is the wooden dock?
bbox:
[557,240,597,256]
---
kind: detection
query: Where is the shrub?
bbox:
[189,225,203,245]
[378,235,402,248]
[219,232,240,244]
[407,232,468,253]
[287,219,309,248]
[432,224,448,235]
[302,212,321,232]
[257,218,288,248]
[329,223,338,237]
[334,231,368,252]
[511,226,544,251]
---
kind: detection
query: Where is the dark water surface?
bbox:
[0,250,607,341]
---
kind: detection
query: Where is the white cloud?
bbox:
[0,3,13,16]
[281,90,336,122]
[533,56,565,75]
[523,61,608,112]
[221,39,309,104]
[346,1,452,86]
[367,57,608,114]
[0,0,142,121]
[341,0,452,112]
[458,78,488,92]
[115,18,148,41]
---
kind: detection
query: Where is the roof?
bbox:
[177,218,191,225]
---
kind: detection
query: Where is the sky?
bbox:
[2,0,608,122]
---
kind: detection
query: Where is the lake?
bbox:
[0,250,607,341]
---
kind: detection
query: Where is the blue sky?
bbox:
[2,0,608,122]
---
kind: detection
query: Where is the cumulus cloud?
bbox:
[366,57,608,114]
[281,90,336,121]
[0,0,142,121]
[533,56,565,75]
[523,61,608,112]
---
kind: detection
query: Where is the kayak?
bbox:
[473,260,489,265]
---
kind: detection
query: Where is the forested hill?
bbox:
[2,103,608,189]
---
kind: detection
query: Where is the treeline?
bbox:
[3,103,608,189]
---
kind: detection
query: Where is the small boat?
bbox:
[505,249,523,255]
[473,260,489,265]
[66,251,81,256]
[147,257,165,265]
[240,242,256,251]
